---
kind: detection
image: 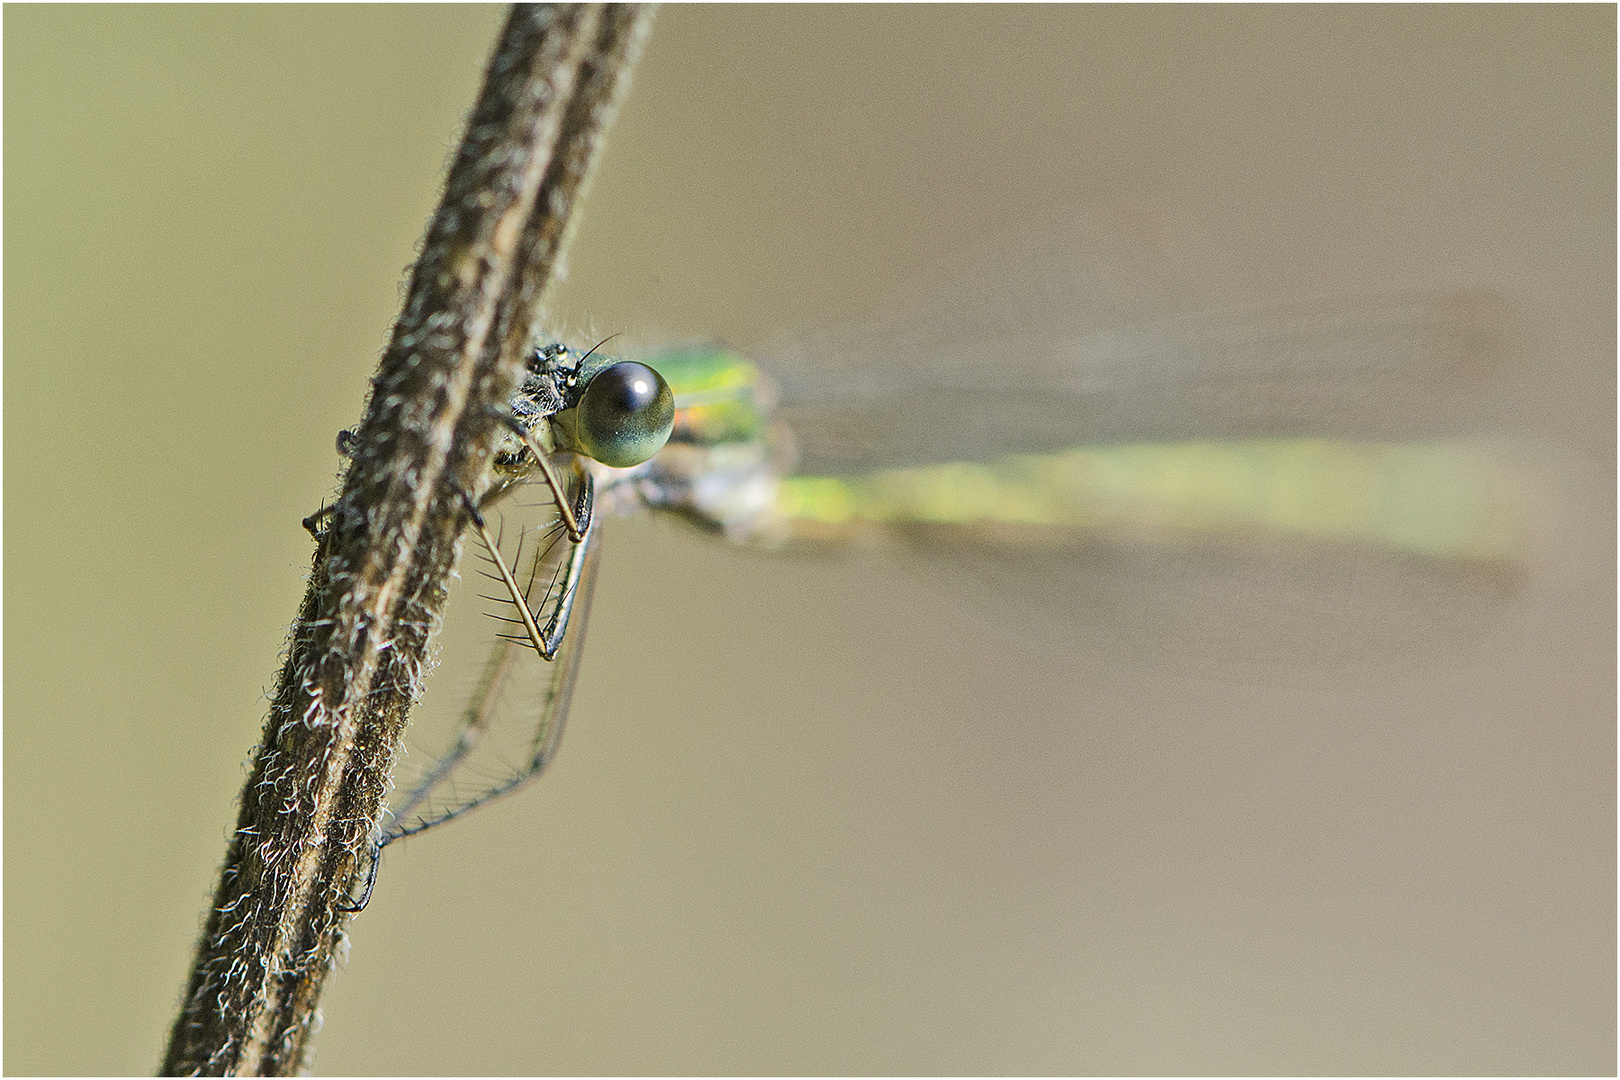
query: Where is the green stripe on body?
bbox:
[777,439,1529,563]
[647,344,769,445]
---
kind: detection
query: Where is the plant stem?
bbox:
[161,6,654,1074]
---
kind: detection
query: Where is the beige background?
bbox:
[6,6,1614,1074]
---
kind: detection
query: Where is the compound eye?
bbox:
[576,361,675,468]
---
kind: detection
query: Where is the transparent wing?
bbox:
[883,515,1528,676]
[767,288,1514,474]
[383,475,602,846]
[746,227,1576,672]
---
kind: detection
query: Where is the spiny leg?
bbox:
[384,529,602,846]
[340,486,600,914]
[466,470,594,660]
[494,412,594,543]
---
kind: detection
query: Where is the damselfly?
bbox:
[338,286,1543,911]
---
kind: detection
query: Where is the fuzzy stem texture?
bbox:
[161,6,655,1074]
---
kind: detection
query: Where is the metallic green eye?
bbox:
[574,361,674,468]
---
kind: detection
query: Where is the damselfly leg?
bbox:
[494,411,592,544]
[330,340,673,912]
[338,447,601,913]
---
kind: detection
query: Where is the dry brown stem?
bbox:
[161,6,655,1074]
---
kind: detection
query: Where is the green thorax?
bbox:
[644,343,772,447]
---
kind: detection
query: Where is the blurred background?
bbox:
[6,6,1613,1074]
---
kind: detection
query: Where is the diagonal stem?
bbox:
[160,6,655,1075]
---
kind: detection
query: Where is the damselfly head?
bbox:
[519,336,676,471]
